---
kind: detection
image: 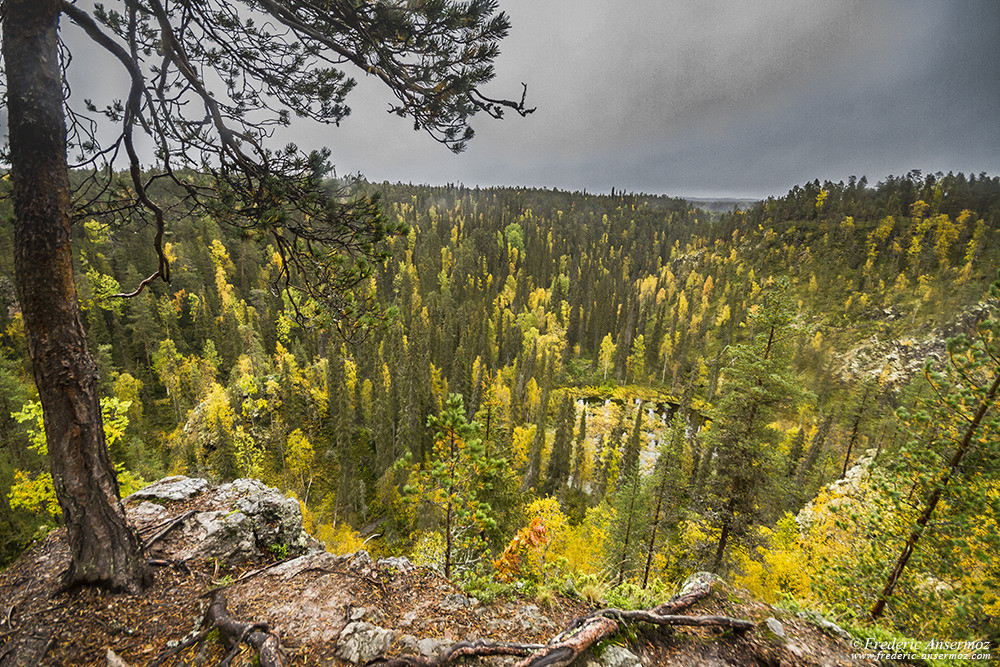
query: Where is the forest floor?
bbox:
[0,482,886,667]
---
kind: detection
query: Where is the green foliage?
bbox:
[704,279,805,572]
[11,401,46,454]
[459,570,520,604]
[398,393,500,578]
[604,579,671,610]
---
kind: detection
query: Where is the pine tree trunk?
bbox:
[711,494,737,573]
[870,369,1000,620]
[2,0,148,593]
[642,471,667,588]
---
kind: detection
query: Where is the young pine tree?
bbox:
[400,394,499,579]
[706,280,803,572]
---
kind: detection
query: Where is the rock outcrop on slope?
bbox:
[0,477,878,666]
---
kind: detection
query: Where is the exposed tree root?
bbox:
[371,577,752,667]
[150,590,282,667]
[595,609,755,631]
[142,511,196,550]
[371,640,545,666]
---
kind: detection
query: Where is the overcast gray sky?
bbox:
[53,0,999,200]
[307,0,999,199]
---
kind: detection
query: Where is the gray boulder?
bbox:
[178,478,321,562]
[765,617,786,638]
[335,622,393,664]
[584,644,642,667]
[678,571,722,597]
[128,475,209,501]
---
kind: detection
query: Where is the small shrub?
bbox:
[604,580,670,610]
[535,585,559,611]
[460,571,519,604]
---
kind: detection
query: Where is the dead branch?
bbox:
[199,557,296,596]
[142,510,196,550]
[369,640,545,667]
[371,576,752,667]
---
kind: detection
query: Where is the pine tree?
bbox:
[707,280,802,572]
[399,394,498,579]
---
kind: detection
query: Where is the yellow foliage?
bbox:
[732,516,812,603]
[511,425,535,470]
[409,531,446,569]
[563,505,614,576]
[8,470,59,518]
[317,522,366,554]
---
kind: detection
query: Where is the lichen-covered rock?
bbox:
[377,555,417,575]
[178,510,255,562]
[128,475,209,501]
[796,609,852,641]
[174,478,322,562]
[335,621,393,664]
[765,616,786,638]
[678,571,722,597]
[126,501,168,523]
[584,645,642,667]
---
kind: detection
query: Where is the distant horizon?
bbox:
[49,1,998,202]
[359,166,999,204]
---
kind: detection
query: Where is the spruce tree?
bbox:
[642,412,687,588]
[522,385,550,491]
[571,407,588,492]
[541,394,575,497]
[706,280,802,572]
[608,404,647,585]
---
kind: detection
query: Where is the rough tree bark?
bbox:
[1,0,148,593]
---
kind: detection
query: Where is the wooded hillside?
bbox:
[2,169,999,644]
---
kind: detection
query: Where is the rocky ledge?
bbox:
[0,477,876,666]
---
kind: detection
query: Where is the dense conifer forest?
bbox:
[2,169,999,642]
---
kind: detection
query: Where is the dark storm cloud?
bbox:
[343,0,999,197]
[46,0,1000,198]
